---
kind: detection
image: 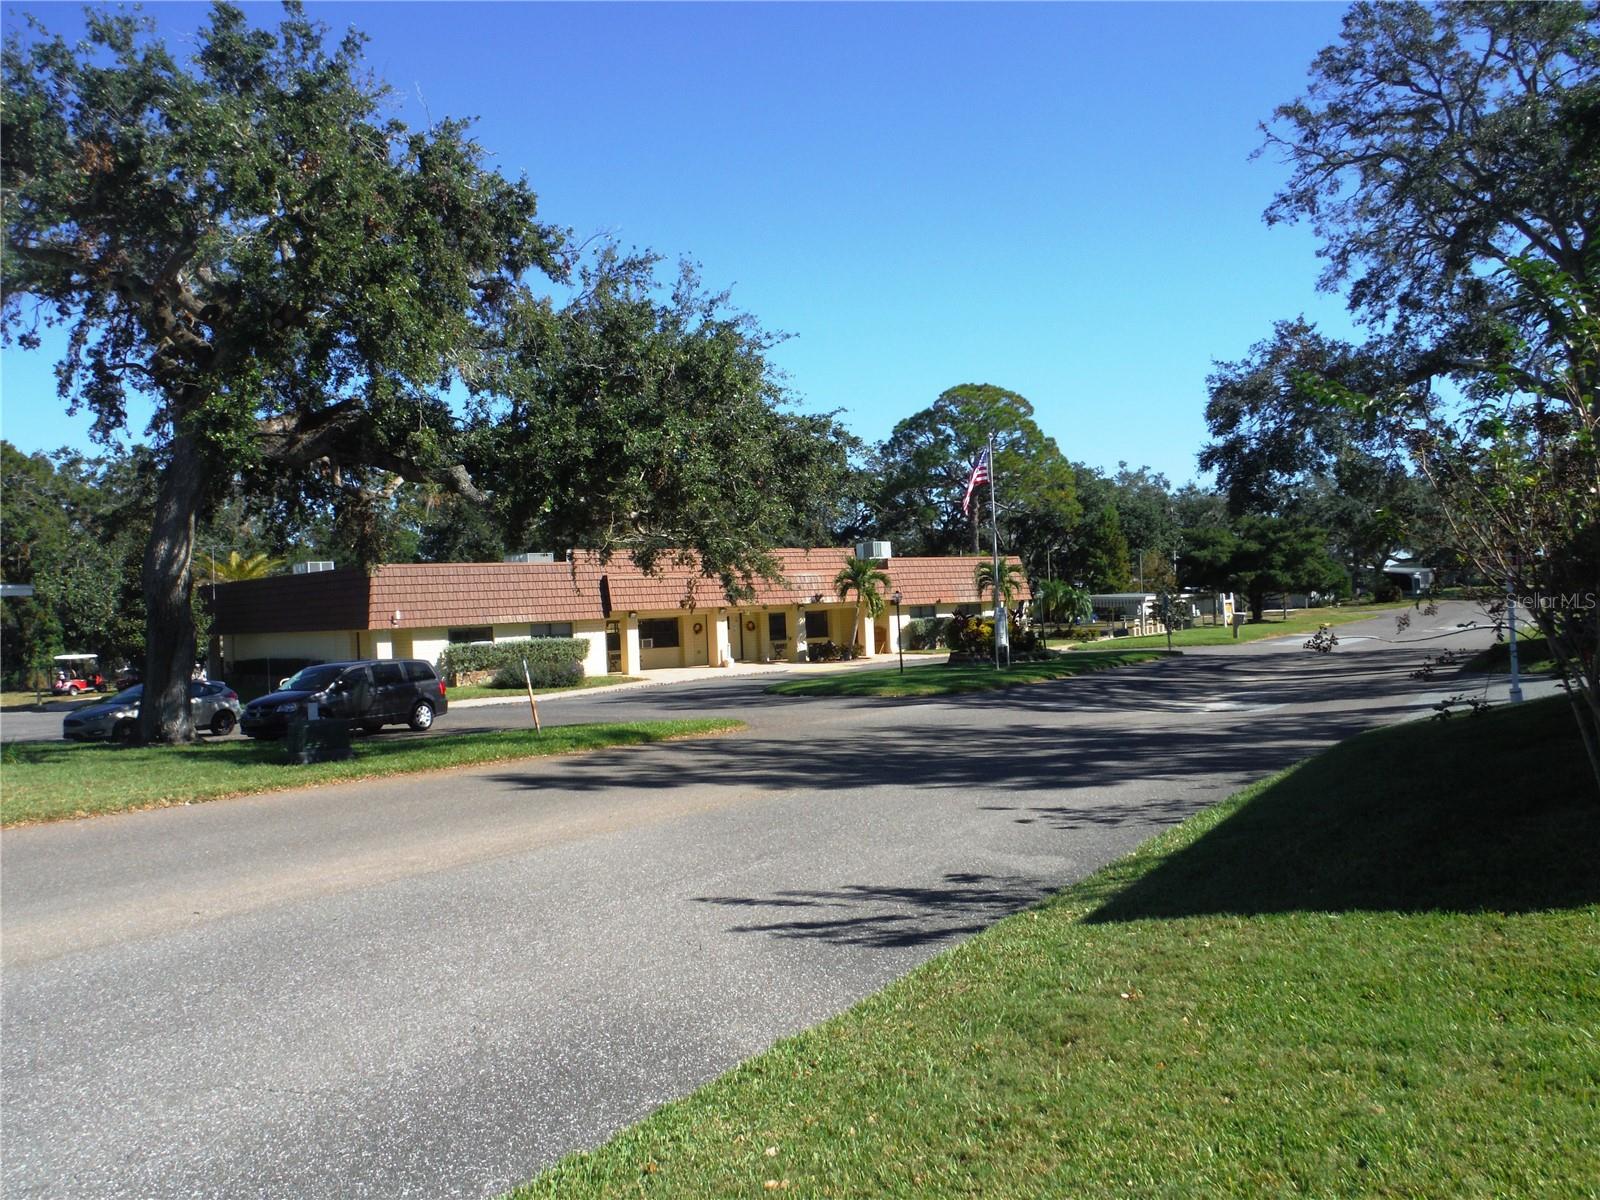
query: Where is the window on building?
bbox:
[529,622,573,638]
[767,612,787,640]
[447,627,493,644]
[909,605,937,619]
[638,618,680,648]
[804,610,830,639]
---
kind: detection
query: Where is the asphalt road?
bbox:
[0,604,1539,1198]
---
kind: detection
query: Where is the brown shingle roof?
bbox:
[210,550,1031,633]
[881,556,1033,607]
[367,562,605,628]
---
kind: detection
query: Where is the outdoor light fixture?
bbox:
[391,609,402,625]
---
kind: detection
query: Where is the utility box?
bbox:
[285,718,353,764]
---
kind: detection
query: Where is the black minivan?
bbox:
[240,659,448,739]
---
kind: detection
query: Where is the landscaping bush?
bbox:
[901,617,948,651]
[804,640,858,663]
[436,639,587,688]
[942,613,1052,662]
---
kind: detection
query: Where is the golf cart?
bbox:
[51,654,108,695]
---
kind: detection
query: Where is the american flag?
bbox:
[961,447,991,516]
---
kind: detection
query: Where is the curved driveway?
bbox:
[0,604,1534,1197]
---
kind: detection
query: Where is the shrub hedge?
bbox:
[901,617,949,651]
[436,639,587,688]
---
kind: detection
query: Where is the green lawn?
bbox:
[0,689,108,712]
[513,696,1599,1198]
[449,674,642,701]
[766,651,1172,697]
[1100,601,1414,650]
[0,719,743,826]
[1465,636,1558,676]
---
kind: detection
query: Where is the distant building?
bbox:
[209,548,1029,676]
[1382,554,1435,596]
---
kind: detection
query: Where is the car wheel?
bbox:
[111,721,138,745]
[210,710,236,736]
[407,700,435,731]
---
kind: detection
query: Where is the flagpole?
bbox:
[989,434,1002,670]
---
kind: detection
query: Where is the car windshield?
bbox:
[282,666,344,693]
[112,685,143,702]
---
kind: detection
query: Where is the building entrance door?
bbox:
[733,611,760,662]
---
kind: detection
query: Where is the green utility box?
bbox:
[285,717,354,764]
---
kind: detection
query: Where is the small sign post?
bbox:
[522,659,542,731]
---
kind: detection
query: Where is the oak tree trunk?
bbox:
[139,432,206,744]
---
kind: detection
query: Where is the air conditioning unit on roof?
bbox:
[292,561,335,574]
[504,552,556,563]
[854,540,892,561]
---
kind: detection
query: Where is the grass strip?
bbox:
[448,675,643,701]
[513,696,1599,1198]
[1464,636,1557,676]
[1101,601,1415,650]
[767,651,1171,697]
[0,719,743,826]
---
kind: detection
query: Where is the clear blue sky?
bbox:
[0,1,1364,485]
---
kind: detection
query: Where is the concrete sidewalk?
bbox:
[450,651,950,708]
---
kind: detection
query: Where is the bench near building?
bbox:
[209,547,1029,680]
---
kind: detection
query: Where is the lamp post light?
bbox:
[892,590,904,674]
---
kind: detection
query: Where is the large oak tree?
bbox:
[1258,0,1600,784]
[3,2,562,740]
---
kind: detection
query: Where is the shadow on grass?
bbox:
[1086,695,1599,922]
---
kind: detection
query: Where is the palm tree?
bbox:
[1036,579,1092,627]
[199,551,286,583]
[834,555,891,653]
[973,559,1023,611]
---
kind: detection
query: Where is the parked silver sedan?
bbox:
[62,681,243,743]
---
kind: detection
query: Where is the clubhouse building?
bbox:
[209,546,1030,679]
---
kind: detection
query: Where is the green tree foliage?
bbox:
[197,551,285,583]
[1179,517,1346,622]
[1261,0,1600,785]
[1201,319,1442,591]
[1109,464,1179,587]
[1070,495,1133,592]
[833,555,891,652]
[3,2,563,740]
[1264,1,1596,369]
[973,559,1024,609]
[869,384,1079,575]
[0,442,166,683]
[470,249,860,596]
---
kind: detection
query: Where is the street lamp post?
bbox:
[892,591,904,674]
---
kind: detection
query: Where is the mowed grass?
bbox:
[1102,601,1414,650]
[514,696,1599,1199]
[0,719,743,826]
[767,651,1172,697]
[1466,636,1558,676]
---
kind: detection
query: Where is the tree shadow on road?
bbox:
[691,873,1054,949]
